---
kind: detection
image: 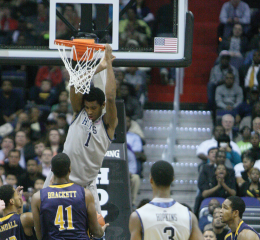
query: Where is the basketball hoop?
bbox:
[54,39,105,94]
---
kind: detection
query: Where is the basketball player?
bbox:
[220,196,260,240]
[0,185,35,240]
[43,44,117,213]
[31,153,108,240]
[129,160,204,240]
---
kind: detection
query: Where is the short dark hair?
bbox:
[0,185,15,207]
[151,160,174,187]
[8,149,21,158]
[242,153,255,163]
[227,196,245,218]
[208,147,218,155]
[1,135,14,143]
[212,125,224,135]
[51,153,71,178]
[217,134,231,148]
[83,86,105,106]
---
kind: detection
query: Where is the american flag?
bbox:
[154,37,178,53]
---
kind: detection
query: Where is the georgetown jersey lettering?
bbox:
[40,183,89,240]
[0,213,26,240]
[63,109,111,185]
[224,221,260,240]
[136,198,192,240]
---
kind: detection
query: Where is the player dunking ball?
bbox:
[43,44,117,213]
[220,196,260,240]
[129,160,204,240]
[31,153,108,240]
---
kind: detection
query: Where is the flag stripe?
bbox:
[154,37,178,53]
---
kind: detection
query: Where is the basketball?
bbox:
[97,212,105,226]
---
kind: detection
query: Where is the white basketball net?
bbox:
[56,44,104,94]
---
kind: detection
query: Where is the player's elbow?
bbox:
[92,228,104,238]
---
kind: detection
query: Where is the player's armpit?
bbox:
[20,212,34,237]
[189,212,204,240]
[84,189,104,238]
[129,211,142,240]
[238,229,260,240]
[31,191,42,240]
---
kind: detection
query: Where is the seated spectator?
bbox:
[239,168,260,200]
[219,23,248,69]
[33,140,45,164]
[5,173,17,188]
[45,119,58,132]
[240,51,260,91]
[200,164,236,199]
[234,86,259,127]
[35,66,62,88]
[0,80,24,124]
[247,132,260,160]
[48,101,73,124]
[249,23,260,50]
[236,126,252,153]
[55,67,70,95]
[51,90,73,114]
[204,207,222,231]
[0,135,14,164]
[118,83,143,121]
[18,159,45,192]
[222,114,238,141]
[203,230,216,240]
[119,7,151,48]
[199,198,220,232]
[127,117,145,143]
[132,0,154,25]
[219,0,250,38]
[199,147,218,173]
[217,134,242,167]
[14,112,29,133]
[34,178,44,192]
[243,39,260,66]
[215,71,243,111]
[0,4,18,32]
[207,51,239,110]
[45,129,63,156]
[29,79,57,106]
[211,211,229,240]
[4,149,25,178]
[236,153,255,186]
[40,148,52,177]
[196,125,241,162]
[15,130,36,169]
[29,106,45,140]
[56,113,69,138]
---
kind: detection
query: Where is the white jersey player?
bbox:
[129,160,204,240]
[43,44,118,213]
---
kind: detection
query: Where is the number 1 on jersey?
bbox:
[85,132,91,147]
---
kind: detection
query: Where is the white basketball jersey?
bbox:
[136,198,191,240]
[63,109,111,185]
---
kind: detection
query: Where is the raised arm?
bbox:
[70,85,84,116]
[103,44,118,139]
[31,191,42,240]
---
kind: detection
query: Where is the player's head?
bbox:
[0,185,22,210]
[203,229,216,240]
[221,196,245,223]
[150,160,174,187]
[83,86,105,121]
[51,153,71,178]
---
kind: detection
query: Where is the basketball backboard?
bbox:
[0,0,193,67]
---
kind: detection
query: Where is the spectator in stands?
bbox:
[5,173,17,188]
[217,134,241,167]
[236,126,252,153]
[118,82,143,121]
[34,178,44,192]
[215,71,243,111]
[4,149,25,178]
[132,0,154,26]
[207,51,239,110]
[221,114,238,141]
[0,4,18,31]
[40,148,52,177]
[203,230,216,240]
[247,132,260,160]
[236,153,255,186]
[196,125,241,162]
[119,7,151,48]
[200,163,236,199]
[211,212,229,240]
[0,80,24,124]
[45,129,63,156]
[56,113,69,138]
[199,199,220,232]
[35,66,62,88]
[14,112,29,133]
[33,140,45,164]
[29,79,57,106]
[48,101,73,124]
[252,116,260,134]
[28,106,45,141]
[55,67,70,95]
[0,135,14,164]
[239,168,260,200]
[207,148,218,165]
[234,86,259,127]
[219,23,248,69]
[204,207,222,231]
[51,91,73,114]
[15,130,36,169]
[219,0,250,38]
[18,159,45,192]
[249,23,260,51]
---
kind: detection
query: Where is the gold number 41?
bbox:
[54,205,75,231]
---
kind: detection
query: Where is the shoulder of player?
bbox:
[238,229,260,240]
[129,211,142,229]
[31,191,41,208]
[20,212,34,228]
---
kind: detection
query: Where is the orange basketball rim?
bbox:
[54,39,105,61]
